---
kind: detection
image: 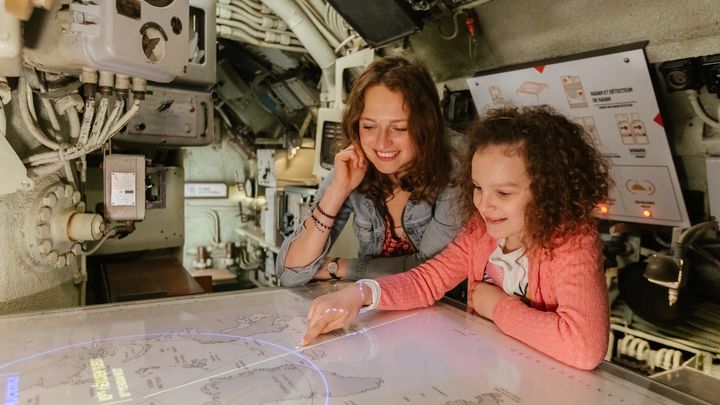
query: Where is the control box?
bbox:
[117,85,213,146]
[23,0,189,82]
[103,154,146,221]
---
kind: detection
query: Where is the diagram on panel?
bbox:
[630,113,649,144]
[572,116,601,145]
[616,113,634,144]
[616,113,649,145]
[560,75,588,108]
[515,81,548,101]
[626,179,656,195]
[488,85,507,105]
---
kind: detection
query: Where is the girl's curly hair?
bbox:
[460,105,613,253]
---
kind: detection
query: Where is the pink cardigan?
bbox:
[377,216,609,370]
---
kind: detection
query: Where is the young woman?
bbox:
[301,105,613,370]
[276,57,466,287]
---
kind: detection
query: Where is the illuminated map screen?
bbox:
[0,287,684,404]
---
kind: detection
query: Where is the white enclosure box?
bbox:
[23,0,189,82]
[103,154,146,221]
[706,157,720,219]
[0,0,22,77]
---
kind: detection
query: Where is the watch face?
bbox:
[328,261,338,274]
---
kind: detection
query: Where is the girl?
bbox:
[301,105,613,370]
[277,57,466,286]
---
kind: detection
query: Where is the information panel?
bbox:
[0,287,691,404]
[468,46,689,227]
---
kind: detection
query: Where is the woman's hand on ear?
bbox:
[331,145,367,196]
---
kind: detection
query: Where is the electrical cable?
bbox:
[685,90,720,129]
[439,10,462,40]
[80,229,118,256]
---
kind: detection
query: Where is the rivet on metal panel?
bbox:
[38,207,52,221]
[37,224,51,238]
[43,193,58,207]
[45,250,58,265]
[38,239,53,254]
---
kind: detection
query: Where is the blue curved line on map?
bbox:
[0,332,329,405]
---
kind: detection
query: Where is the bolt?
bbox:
[65,252,76,263]
[72,191,81,204]
[71,243,82,255]
[42,193,58,207]
[76,201,86,212]
[46,251,58,265]
[185,126,192,134]
[38,207,52,221]
[38,240,53,254]
[56,254,67,268]
[64,184,74,197]
[37,224,51,238]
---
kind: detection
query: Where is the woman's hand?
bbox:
[331,145,367,196]
[470,282,508,320]
[301,283,367,345]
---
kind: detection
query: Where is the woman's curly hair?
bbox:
[460,105,613,253]
[339,57,452,204]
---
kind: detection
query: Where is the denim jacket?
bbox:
[276,130,467,287]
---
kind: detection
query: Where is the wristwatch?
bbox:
[327,257,341,280]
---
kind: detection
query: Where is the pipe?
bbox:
[0,78,7,139]
[66,106,80,139]
[0,104,5,140]
[28,161,64,176]
[79,255,87,305]
[675,220,718,261]
[220,2,287,30]
[18,74,61,150]
[217,17,299,45]
[260,0,335,97]
[217,25,307,53]
[68,213,105,241]
[294,0,341,49]
[237,0,262,11]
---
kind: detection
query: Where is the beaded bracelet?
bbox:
[310,214,331,232]
[315,204,337,220]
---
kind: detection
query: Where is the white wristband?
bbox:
[356,279,381,311]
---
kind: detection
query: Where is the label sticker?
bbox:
[111,172,136,206]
